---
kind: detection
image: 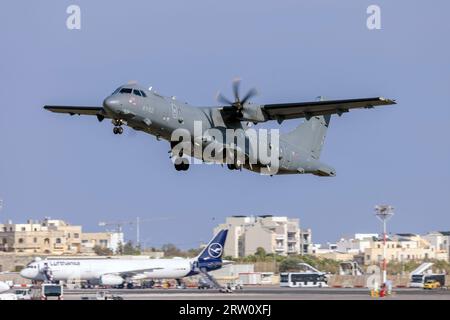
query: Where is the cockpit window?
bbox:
[112,87,122,95]
[140,90,147,97]
[133,89,142,97]
[119,88,133,94]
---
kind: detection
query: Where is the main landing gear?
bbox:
[112,119,124,135]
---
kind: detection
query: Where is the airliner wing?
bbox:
[114,267,165,278]
[262,97,396,121]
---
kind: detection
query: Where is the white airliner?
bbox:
[20,229,228,287]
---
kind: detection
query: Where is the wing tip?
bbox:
[378,97,397,105]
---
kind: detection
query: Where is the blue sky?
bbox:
[1,1,449,248]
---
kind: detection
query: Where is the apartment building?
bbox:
[0,218,122,255]
[214,215,312,258]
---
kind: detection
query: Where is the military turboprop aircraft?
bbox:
[44,80,395,175]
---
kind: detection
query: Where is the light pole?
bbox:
[375,205,394,286]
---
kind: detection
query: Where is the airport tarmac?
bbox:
[63,287,450,300]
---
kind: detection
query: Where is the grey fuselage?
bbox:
[102,84,334,176]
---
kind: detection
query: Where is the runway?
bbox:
[64,287,450,300]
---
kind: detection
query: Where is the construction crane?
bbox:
[98,217,172,246]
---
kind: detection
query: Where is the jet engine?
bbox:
[100,274,124,286]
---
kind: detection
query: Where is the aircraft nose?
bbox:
[20,268,34,279]
[0,282,9,292]
[20,268,28,278]
[103,96,122,112]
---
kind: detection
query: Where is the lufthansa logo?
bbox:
[208,243,223,258]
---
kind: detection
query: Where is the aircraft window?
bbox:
[119,88,133,94]
[140,90,147,97]
[112,88,121,95]
[133,89,142,97]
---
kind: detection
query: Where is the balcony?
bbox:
[275,247,285,252]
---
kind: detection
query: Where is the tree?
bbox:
[93,245,113,256]
[187,248,202,257]
[116,242,124,255]
[255,247,267,260]
[161,243,183,257]
[123,240,141,255]
[279,257,302,272]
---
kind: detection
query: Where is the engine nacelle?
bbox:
[100,274,124,286]
[241,104,267,123]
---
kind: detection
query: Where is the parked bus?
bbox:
[280,272,328,288]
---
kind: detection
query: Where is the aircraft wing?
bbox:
[115,267,165,278]
[262,97,396,121]
[44,105,111,122]
[44,105,106,116]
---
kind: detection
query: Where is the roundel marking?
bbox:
[208,243,223,258]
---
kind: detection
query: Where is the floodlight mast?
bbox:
[374,205,394,286]
[98,217,172,246]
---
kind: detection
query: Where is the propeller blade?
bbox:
[216,92,233,106]
[240,88,258,105]
[232,78,241,103]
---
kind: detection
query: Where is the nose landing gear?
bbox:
[112,119,124,135]
[113,127,123,135]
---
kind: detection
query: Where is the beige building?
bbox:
[331,233,447,265]
[363,233,443,264]
[214,215,312,258]
[81,232,124,254]
[422,231,450,262]
[0,218,122,255]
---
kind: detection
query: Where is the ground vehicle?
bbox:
[410,274,445,288]
[15,288,31,300]
[198,278,215,290]
[30,284,64,300]
[81,290,124,300]
[225,281,243,291]
[423,280,441,290]
[280,272,328,288]
[0,293,18,300]
[142,280,155,289]
[96,290,123,300]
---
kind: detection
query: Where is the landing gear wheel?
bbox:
[113,127,123,135]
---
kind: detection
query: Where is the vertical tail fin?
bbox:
[196,229,228,271]
[283,115,331,159]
